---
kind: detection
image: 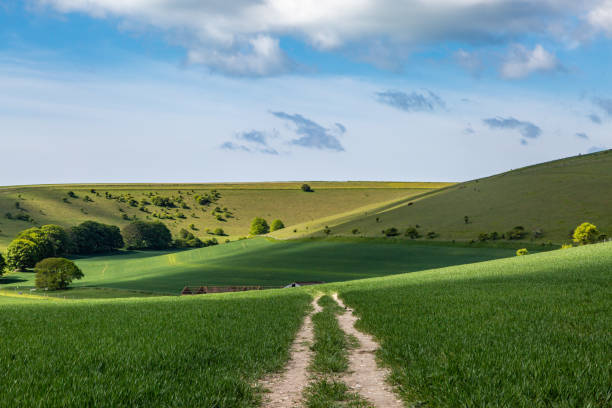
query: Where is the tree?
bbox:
[300,184,313,192]
[122,221,172,250]
[464,215,469,224]
[39,224,71,256]
[270,219,285,231]
[35,258,83,290]
[250,217,270,235]
[383,227,400,237]
[70,221,124,254]
[516,248,529,256]
[6,239,39,271]
[405,227,420,239]
[0,253,5,276]
[572,222,601,245]
[214,228,225,236]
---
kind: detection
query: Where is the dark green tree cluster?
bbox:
[34,258,83,290]
[250,217,270,235]
[0,253,5,276]
[151,196,175,208]
[174,228,218,248]
[69,221,124,254]
[122,221,172,250]
[300,184,313,192]
[5,225,71,271]
[506,226,527,240]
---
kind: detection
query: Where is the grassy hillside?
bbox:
[305,150,612,243]
[0,182,449,251]
[0,289,311,407]
[331,242,612,406]
[1,237,518,294]
[2,239,609,406]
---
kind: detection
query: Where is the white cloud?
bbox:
[500,44,561,79]
[588,0,612,35]
[36,0,590,76]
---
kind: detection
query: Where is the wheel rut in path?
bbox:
[260,296,321,408]
[333,293,404,408]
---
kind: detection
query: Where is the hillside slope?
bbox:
[0,182,450,250]
[317,150,612,243]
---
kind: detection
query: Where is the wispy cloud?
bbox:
[588,113,602,124]
[500,44,561,79]
[483,116,542,144]
[220,130,278,154]
[376,90,445,113]
[271,111,345,152]
[592,97,612,116]
[576,132,589,140]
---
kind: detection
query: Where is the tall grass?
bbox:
[333,243,612,407]
[0,290,310,407]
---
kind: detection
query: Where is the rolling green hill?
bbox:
[298,150,612,243]
[2,240,610,406]
[1,237,518,294]
[0,181,450,251]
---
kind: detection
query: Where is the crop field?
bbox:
[0,182,447,251]
[299,150,612,243]
[0,289,311,408]
[330,242,612,407]
[1,238,520,294]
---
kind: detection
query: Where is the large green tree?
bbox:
[122,221,172,250]
[40,224,71,256]
[250,217,270,235]
[70,221,124,254]
[6,239,40,271]
[35,258,84,290]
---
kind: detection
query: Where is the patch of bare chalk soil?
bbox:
[333,293,404,408]
[260,296,322,408]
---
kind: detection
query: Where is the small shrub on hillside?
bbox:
[561,243,573,249]
[270,219,285,231]
[516,248,529,256]
[352,228,359,235]
[214,228,225,236]
[83,195,93,202]
[426,231,438,239]
[405,227,420,239]
[250,217,270,235]
[506,226,527,240]
[151,196,175,208]
[323,227,331,235]
[67,191,77,199]
[189,224,197,230]
[464,215,469,224]
[383,227,400,237]
[533,229,544,239]
[301,183,313,192]
[478,232,490,242]
[121,213,130,220]
[572,222,601,245]
[35,258,83,290]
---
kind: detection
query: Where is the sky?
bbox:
[1,0,611,185]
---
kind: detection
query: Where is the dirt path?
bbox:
[260,296,322,408]
[333,293,404,408]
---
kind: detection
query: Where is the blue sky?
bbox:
[1,0,611,184]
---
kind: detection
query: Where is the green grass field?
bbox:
[0,289,311,408]
[0,182,447,251]
[299,150,612,243]
[330,242,612,407]
[0,238,520,294]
